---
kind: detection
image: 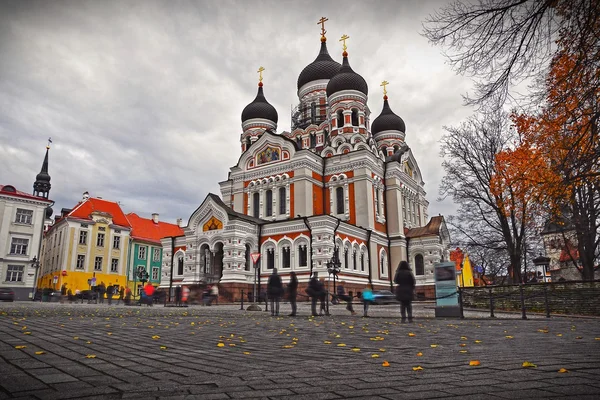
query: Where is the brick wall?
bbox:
[461,280,600,316]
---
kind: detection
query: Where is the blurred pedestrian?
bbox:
[306,273,321,317]
[117,286,124,305]
[318,278,327,315]
[394,261,416,323]
[143,283,155,306]
[175,285,182,306]
[106,284,114,305]
[287,271,298,317]
[210,284,219,305]
[362,286,374,317]
[337,281,356,315]
[98,282,106,304]
[267,268,283,316]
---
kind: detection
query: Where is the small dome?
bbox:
[372,98,405,136]
[297,41,341,90]
[36,171,51,182]
[241,84,278,124]
[45,206,53,219]
[326,56,368,97]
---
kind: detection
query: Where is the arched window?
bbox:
[351,109,359,126]
[266,248,275,270]
[310,132,316,148]
[281,245,291,268]
[265,190,273,217]
[415,254,425,276]
[296,136,302,147]
[336,187,344,214]
[353,250,357,270]
[375,189,380,215]
[360,253,365,272]
[344,247,349,269]
[246,136,252,150]
[253,192,260,218]
[279,187,286,215]
[298,244,308,267]
[337,110,344,129]
[393,144,399,153]
[245,244,251,271]
[177,256,184,276]
[311,102,317,124]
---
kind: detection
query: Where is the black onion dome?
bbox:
[45,206,53,219]
[326,56,368,97]
[241,85,278,124]
[297,41,341,90]
[372,98,406,136]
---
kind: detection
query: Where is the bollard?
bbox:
[458,288,464,319]
[240,290,244,310]
[543,285,550,318]
[489,288,495,318]
[519,284,527,320]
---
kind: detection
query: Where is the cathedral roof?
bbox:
[326,55,368,97]
[372,98,405,135]
[207,194,265,225]
[241,84,278,124]
[297,41,341,90]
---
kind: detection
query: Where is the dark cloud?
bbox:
[0,0,471,223]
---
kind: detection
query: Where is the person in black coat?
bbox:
[394,261,416,323]
[267,268,283,316]
[307,273,322,317]
[287,271,298,317]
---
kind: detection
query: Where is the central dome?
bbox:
[241,84,278,124]
[326,56,368,97]
[297,41,341,91]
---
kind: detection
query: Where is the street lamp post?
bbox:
[31,256,41,301]
[326,246,341,315]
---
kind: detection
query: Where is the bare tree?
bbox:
[439,110,534,283]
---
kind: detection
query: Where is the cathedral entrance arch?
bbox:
[211,242,224,283]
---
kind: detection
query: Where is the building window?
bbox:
[265,190,273,217]
[15,209,33,224]
[279,187,286,215]
[76,255,85,270]
[177,257,184,275]
[94,256,102,271]
[111,258,118,272]
[336,187,344,214]
[344,247,349,269]
[138,246,146,260]
[58,231,62,246]
[113,236,120,249]
[152,267,159,280]
[266,248,275,270]
[360,253,365,272]
[337,110,344,128]
[253,192,260,218]
[79,231,88,245]
[10,238,28,255]
[97,233,105,247]
[311,102,317,124]
[415,254,425,276]
[298,245,308,267]
[353,251,357,270]
[5,265,24,282]
[351,109,359,126]
[153,248,160,262]
[245,244,251,271]
[310,132,316,148]
[282,246,291,268]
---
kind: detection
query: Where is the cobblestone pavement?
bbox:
[1,302,599,399]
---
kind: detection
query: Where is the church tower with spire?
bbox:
[163,19,450,301]
[33,140,52,199]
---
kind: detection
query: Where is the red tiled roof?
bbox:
[405,216,444,238]
[127,213,184,244]
[69,198,130,227]
[0,184,52,203]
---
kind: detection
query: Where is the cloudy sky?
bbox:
[0,0,474,224]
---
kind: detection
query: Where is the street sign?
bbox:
[250,253,261,264]
[52,276,58,284]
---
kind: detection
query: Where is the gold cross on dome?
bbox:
[46,137,52,149]
[318,17,328,38]
[339,34,350,51]
[257,66,265,82]
[380,80,389,96]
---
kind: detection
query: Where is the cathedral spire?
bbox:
[33,138,52,199]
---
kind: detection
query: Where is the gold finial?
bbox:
[339,34,350,52]
[380,80,389,98]
[257,66,265,84]
[46,137,52,150]
[318,17,328,41]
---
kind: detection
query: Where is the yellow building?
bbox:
[39,192,131,295]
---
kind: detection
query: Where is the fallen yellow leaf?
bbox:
[35,351,45,355]
[15,345,26,349]
[459,343,466,347]
[371,354,380,358]
[408,333,416,337]
[459,350,468,353]
[217,343,225,347]
[430,344,438,348]
[160,346,167,350]
[73,337,79,340]
[416,352,423,356]
[243,351,251,355]
[412,366,423,371]
[474,340,482,343]
[460,336,468,340]
[351,348,360,352]
[23,332,31,335]
[558,368,568,373]
[152,335,160,339]
[229,344,236,347]
[85,354,96,358]
[382,361,390,367]
[379,348,386,352]
[323,341,332,344]
[282,345,294,349]
[522,361,537,368]
[469,360,481,366]
[86,341,92,344]
[505,336,514,339]
[337,343,346,347]
[107,332,113,336]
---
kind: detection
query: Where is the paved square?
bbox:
[1,302,599,399]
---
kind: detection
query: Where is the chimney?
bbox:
[176,218,183,227]
[152,213,159,224]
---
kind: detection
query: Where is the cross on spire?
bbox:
[46,137,52,149]
[380,80,389,97]
[257,66,265,83]
[318,17,328,40]
[339,34,350,52]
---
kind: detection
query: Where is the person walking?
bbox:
[267,268,283,316]
[337,281,356,315]
[117,286,124,305]
[143,283,155,306]
[210,284,219,305]
[307,273,321,317]
[175,285,182,306]
[287,271,298,316]
[394,261,416,323]
[106,284,114,305]
[98,282,106,304]
[362,286,374,317]
[124,287,132,305]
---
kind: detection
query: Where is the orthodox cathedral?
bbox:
[161,19,450,300]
